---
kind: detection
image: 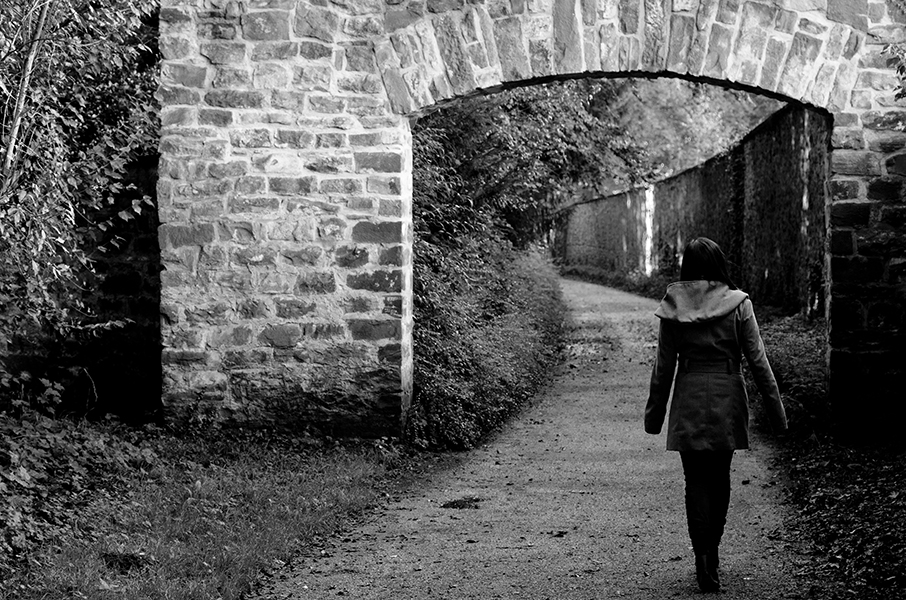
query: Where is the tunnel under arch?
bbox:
[157,0,906,439]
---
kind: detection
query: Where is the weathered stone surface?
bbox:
[295,272,337,294]
[163,64,209,88]
[205,90,265,108]
[808,62,839,107]
[702,23,732,78]
[600,22,620,71]
[200,42,245,64]
[494,17,532,80]
[347,270,403,292]
[269,176,316,195]
[862,110,906,131]
[258,324,302,348]
[347,319,402,340]
[831,178,862,201]
[355,152,403,172]
[552,0,584,73]
[886,153,906,176]
[434,15,477,95]
[619,0,639,34]
[530,39,553,76]
[243,11,290,40]
[352,221,402,243]
[162,223,216,248]
[619,35,640,70]
[829,64,858,112]
[827,0,868,31]
[715,0,740,25]
[777,33,822,99]
[832,150,882,175]
[666,15,694,72]
[831,201,872,227]
[641,0,669,70]
[295,6,340,42]
[734,2,774,66]
[157,85,202,106]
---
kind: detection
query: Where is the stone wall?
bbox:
[158,0,906,440]
[555,104,829,315]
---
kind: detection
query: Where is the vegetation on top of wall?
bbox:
[407,80,654,449]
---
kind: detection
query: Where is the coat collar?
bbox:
[655,280,748,323]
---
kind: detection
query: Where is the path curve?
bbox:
[250,279,807,599]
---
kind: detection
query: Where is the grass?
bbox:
[0,426,442,600]
[750,313,906,600]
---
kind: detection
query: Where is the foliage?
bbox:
[407,79,653,449]
[744,314,906,600]
[883,42,906,100]
[1,420,414,600]
[0,0,159,351]
[408,239,565,449]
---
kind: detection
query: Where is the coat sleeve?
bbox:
[737,299,788,432]
[645,318,677,435]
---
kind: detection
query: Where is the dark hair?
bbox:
[680,237,737,289]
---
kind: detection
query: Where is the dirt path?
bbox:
[250,279,808,599]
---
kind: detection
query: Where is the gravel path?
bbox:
[250,279,808,599]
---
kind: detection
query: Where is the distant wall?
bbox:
[555,104,830,315]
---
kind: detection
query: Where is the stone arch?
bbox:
[158,0,906,438]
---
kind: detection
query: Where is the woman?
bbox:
[645,237,788,593]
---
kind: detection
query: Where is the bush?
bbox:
[407,238,565,449]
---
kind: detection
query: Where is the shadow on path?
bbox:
[250,279,808,599]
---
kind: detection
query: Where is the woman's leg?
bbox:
[680,451,734,591]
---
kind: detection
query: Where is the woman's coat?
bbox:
[645,280,788,451]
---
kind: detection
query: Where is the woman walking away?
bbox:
[644,237,788,593]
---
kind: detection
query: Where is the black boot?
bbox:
[706,548,720,586]
[695,553,720,593]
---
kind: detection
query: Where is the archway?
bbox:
[157,0,905,438]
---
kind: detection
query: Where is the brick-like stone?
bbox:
[703,24,732,78]
[252,42,299,60]
[163,64,208,88]
[777,33,822,99]
[275,129,315,148]
[163,223,216,248]
[269,176,316,195]
[831,179,863,201]
[347,319,402,340]
[552,0,584,73]
[200,42,246,64]
[282,247,323,266]
[295,6,340,42]
[867,177,905,201]
[347,270,403,292]
[862,111,906,131]
[156,85,202,106]
[355,152,403,173]
[760,37,788,91]
[352,221,402,243]
[832,256,885,284]
[886,153,906,176]
[205,90,265,109]
[435,14,477,94]
[243,11,290,40]
[831,230,854,255]
[296,272,337,294]
[379,246,403,266]
[209,161,249,178]
[197,22,237,40]
[199,108,234,126]
[275,298,317,318]
[619,0,639,33]
[831,201,872,227]
[828,0,868,31]
[230,129,272,148]
[832,150,882,175]
[494,17,532,81]
[335,245,370,268]
[258,323,302,348]
[321,178,364,194]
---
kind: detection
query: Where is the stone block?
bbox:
[619,35,641,70]
[317,133,348,148]
[828,0,868,31]
[831,256,885,284]
[352,221,403,243]
[275,129,315,148]
[435,14,477,95]
[379,246,403,266]
[199,108,234,126]
[212,66,251,88]
[163,223,216,248]
[269,176,317,195]
[759,37,787,91]
[320,178,364,194]
[530,39,553,77]
[599,22,620,71]
[205,90,265,109]
[379,199,403,217]
[777,33,822,99]
[716,0,740,25]
[867,177,905,201]
[252,41,299,60]
[318,217,347,240]
[619,0,639,34]
[382,295,403,316]
[830,201,872,227]
[856,230,906,256]
[551,0,584,73]
[888,153,906,177]
[275,298,317,318]
[337,73,383,94]
[832,150,882,175]
[197,22,237,40]
[347,319,402,340]
[309,95,346,113]
[702,23,732,79]
[855,70,899,91]
[355,152,403,172]
[367,176,401,195]
[200,42,246,64]
[868,25,906,44]
[295,6,340,42]
[881,205,906,227]
[253,64,290,88]
[258,323,302,348]
[295,66,333,92]
[161,107,196,127]
[733,2,774,68]
[230,129,272,148]
[296,272,337,294]
[300,323,346,340]
[830,230,854,255]
[830,178,863,201]
[347,270,403,292]
[829,64,858,113]
[156,85,202,106]
[494,17,532,81]
[160,36,195,60]
[335,245,370,268]
[865,130,906,152]
[243,11,290,40]
[862,110,906,131]
[162,64,208,88]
